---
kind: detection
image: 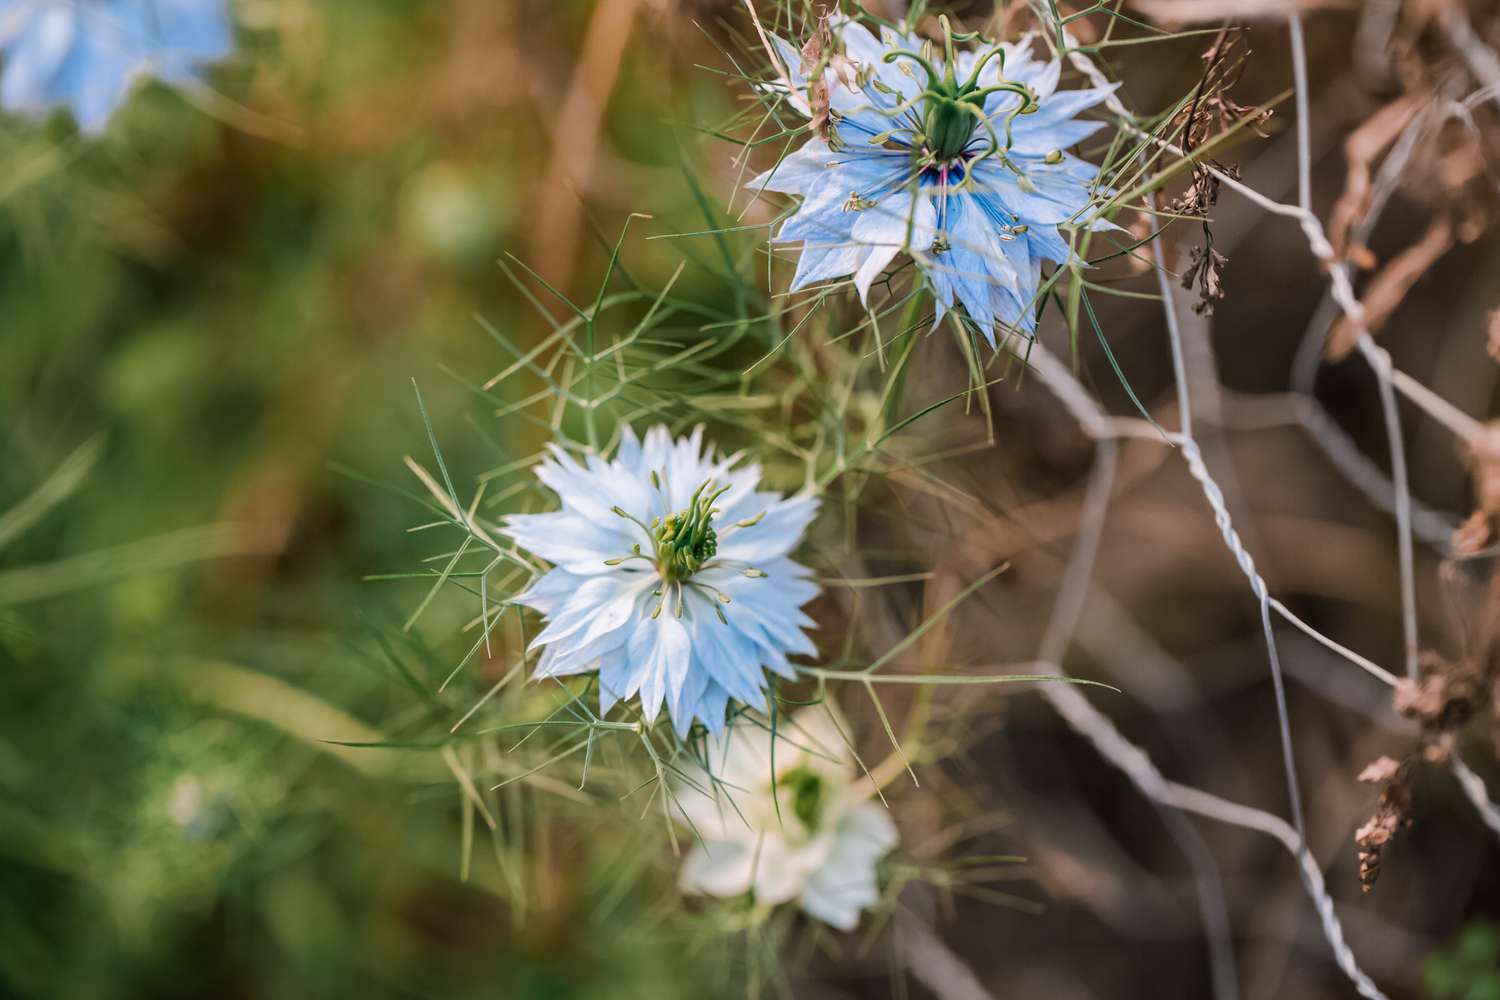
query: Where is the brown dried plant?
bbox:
[1171,29,1272,314]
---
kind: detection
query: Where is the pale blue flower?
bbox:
[0,0,233,133]
[503,426,820,738]
[751,17,1117,345]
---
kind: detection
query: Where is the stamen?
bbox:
[611,505,653,535]
[882,48,942,91]
[686,579,735,607]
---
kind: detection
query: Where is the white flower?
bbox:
[674,709,897,931]
[503,425,821,737]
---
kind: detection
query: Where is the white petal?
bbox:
[680,839,758,898]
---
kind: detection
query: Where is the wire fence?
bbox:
[1009,13,1500,999]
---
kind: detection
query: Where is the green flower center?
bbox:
[650,480,729,584]
[778,766,827,832]
[879,16,1038,164]
[607,474,771,621]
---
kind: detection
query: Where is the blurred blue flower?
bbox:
[0,0,233,133]
[751,18,1116,345]
[504,426,820,738]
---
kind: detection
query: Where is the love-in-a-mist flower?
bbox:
[750,15,1116,345]
[675,708,897,930]
[503,426,820,737]
[0,0,233,133]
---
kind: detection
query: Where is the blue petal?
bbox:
[627,614,691,724]
[0,6,76,114]
[748,137,838,196]
[1009,119,1106,156]
[717,494,818,562]
[850,189,934,303]
[148,0,233,80]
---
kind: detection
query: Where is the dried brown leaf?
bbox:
[1354,754,1411,893]
[1357,756,1403,784]
[1326,215,1454,359]
[1393,652,1483,734]
[1327,97,1422,259]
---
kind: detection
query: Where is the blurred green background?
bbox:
[0,2,751,997]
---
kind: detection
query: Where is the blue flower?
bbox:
[750,17,1117,345]
[0,0,233,133]
[503,425,821,738]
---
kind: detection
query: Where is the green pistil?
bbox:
[921,94,977,163]
[778,767,827,831]
[881,15,1037,164]
[608,480,771,622]
[651,481,729,584]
